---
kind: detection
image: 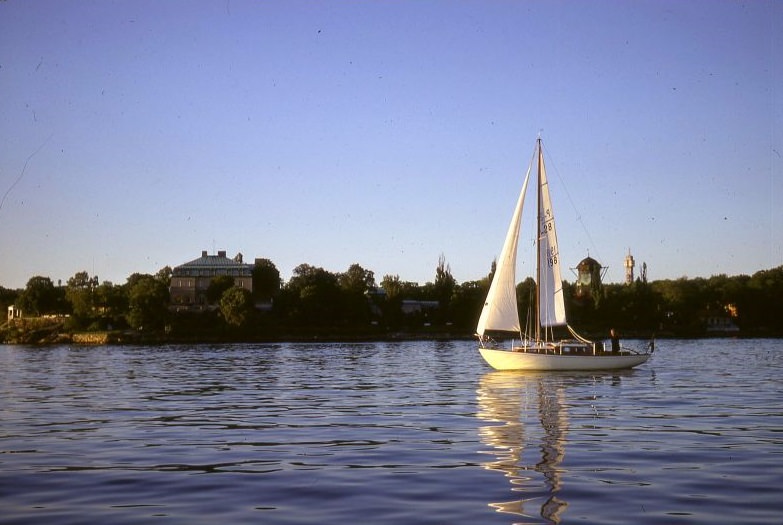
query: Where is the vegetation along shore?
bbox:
[2,256,782,344]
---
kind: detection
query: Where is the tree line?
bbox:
[2,257,782,343]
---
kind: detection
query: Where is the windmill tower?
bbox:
[624,249,635,285]
[575,256,603,298]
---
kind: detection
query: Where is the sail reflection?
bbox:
[477,371,572,523]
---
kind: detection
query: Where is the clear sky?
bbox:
[1,0,781,289]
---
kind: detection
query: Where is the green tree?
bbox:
[94,281,128,329]
[252,258,281,301]
[742,267,783,332]
[378,274,426,329]
[65,271,97,324]
[206,275,235,304]
[126,273,151,290]
[650,277,705,334]
[155,266,173,286]
[516,277,536,328]
[339,264,376,294]
[126,274,169,330]
[220,287,253,327]
[18,276,63,316]
[0,286,20,315]
[381,274,403,300]
[284,264,341,327]
[379,274,404,329]
[434,254,456,304]
[597,281,661,334]
[338,263,376,326]
[450,280,486,330]
[484,259,497,288]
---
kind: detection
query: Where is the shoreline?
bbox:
[2,326,779,346]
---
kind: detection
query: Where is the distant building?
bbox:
[169,250,253,311]
[400,299,440,315]
[625,249,635,285]
[705,303,740,335]
[7,305,22,321]
[575,256,604,299]
[705,315,740,335]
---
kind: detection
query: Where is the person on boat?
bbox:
[610,329,620,353]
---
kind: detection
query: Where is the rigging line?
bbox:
[0,132,55,213]
[540,140,603,265]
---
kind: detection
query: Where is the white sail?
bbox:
[476,164,532,336]
[537,148,567,327]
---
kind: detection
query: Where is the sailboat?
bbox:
[477,138,653,371]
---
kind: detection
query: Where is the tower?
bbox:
[575,256,604,300]
[624,249,635,285]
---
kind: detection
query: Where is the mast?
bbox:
[535,137,542,342]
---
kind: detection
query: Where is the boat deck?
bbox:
[510,346,638,356]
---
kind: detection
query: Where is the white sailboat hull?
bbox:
[479,347,650,371]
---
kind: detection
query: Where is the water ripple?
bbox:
[1,340,782,524]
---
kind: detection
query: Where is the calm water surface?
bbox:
[1,339,781,524]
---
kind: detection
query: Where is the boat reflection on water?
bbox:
[477,371,568,522]
[477,371,616,523]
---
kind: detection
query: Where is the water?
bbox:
[1,339,781,524]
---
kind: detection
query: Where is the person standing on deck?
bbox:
[610,328,620,353]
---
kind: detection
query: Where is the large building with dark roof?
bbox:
[169,250,253,311]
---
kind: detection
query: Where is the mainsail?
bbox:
[537,147,567,328]
[476,164,531,336]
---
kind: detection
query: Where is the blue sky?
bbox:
[1,0,781,289]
